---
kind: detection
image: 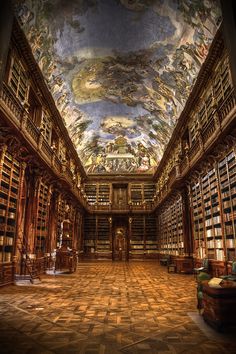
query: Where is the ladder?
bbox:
[16,237,41,284]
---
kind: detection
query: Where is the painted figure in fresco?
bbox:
[95,163,106,173]
[86,155,98,173]
[137,155,150,172]
[15,0,221,174]
[17,3,34,25]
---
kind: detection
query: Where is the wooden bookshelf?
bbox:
[218,151,236,261]
[157,194,184,256]
[97,216,111,258]
[130,184,143,205]
[56,195,66,248]
[8,54,29,104]
[35,181,50,255]
[0,150,20,265]
[84,184,97,205]
[143,184,156,203]
[190,179,205,259]
[83,215,96,256]
[145,215,157,257]
[130,216,145,258]
[189,149,236,275]
[129,183,156,205]
[97,184,110,205]
[40,110,52,144]
[213,54,232,106]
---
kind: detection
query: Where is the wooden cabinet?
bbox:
[202,280,236,331]
[174,256,193,274]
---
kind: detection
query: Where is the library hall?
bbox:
[1,0,236,353]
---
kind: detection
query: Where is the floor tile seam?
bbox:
[5,303,91,339]
[118,319,194,351]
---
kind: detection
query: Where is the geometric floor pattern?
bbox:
[0,261,236,353]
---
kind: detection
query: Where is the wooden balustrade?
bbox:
[0,83,89,210]
[201,116,216,145]
[217,88,236,122]
[25,118,40,143]
[0,83,24,122]
[188,139,201,162]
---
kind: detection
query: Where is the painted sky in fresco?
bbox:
[14,0,221,174]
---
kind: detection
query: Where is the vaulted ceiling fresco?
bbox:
[14,0,221,174]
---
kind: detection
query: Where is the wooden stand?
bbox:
[202,280,236,331]
[55,246,77,273]
[175,256,193,274]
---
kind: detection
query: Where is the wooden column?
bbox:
[23,170,41,254]
[182,188,193,256]
[14,162,27,263]
[75,210,82,252]
[72,208,79,250]
[47,187,57,253]
[128,216,132,261]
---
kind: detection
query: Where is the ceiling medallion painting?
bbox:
[14,0,221,174]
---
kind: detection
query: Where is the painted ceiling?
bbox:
[14,0,221,174]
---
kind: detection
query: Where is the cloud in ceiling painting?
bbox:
[14,0,221,174]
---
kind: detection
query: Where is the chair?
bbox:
[220,261,236,281]
[193,258,209,278]
[196,271,211,313]
[160,254,171,266]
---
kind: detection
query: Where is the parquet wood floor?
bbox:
[0,262,236,353]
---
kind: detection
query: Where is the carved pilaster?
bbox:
[197,129,204,151]
[38,133,44,150]
[23,169,41,254]
[15,162,27,267]
[213,110,221,128]
[20,110,28,130]
[108,216,112,252]
[0,143,7,162]
[47,188,58,253]
[181,187,193,257]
